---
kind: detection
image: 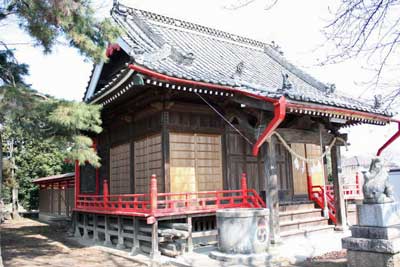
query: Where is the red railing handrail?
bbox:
[74,173,266,223]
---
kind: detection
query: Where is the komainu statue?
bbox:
[362,157,395,204]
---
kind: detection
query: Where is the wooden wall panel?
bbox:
[169,133,223,193]
[134,134,163,194]
[306,144,325,186]
[291,143,308,195]
[110,143,131,194]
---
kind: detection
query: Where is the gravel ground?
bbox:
[0,218,147,267]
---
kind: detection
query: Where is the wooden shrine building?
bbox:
[72,2,399,257]
[33,172,75,219]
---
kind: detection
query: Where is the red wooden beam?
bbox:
[377,121,400,156]
[252,96,286,156]
[74,160,80,208]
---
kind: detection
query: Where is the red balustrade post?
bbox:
[74,160,80,208]
[103,179,109,210]
[241,173,248,207]
[355,172,360,195]
[150,174,158,216]
[307,174,313,201]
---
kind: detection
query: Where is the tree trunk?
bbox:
[0,132,3,223]
[10,139,20,220]
[11,186,20,219]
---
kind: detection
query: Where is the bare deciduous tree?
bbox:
[324,0,400,110]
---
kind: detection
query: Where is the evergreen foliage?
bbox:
[2,0,122,62]
[0,0,120,209]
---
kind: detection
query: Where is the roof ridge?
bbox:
[115,2,269,50]
[113,2,329,92]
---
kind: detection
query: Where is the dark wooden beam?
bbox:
[275,128,347,146]
[232,94,274,111]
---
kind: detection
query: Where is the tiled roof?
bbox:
[33,172,75,184]
[100,3,391,117]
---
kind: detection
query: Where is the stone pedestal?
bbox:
[343,203,400,267]
[358,203,400,227]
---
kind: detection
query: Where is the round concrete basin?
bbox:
[216,208,270,254]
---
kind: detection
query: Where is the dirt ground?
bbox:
[0,218,147,267]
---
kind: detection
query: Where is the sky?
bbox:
[1,0,399,162]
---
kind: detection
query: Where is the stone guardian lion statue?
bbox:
[362,157,395,204]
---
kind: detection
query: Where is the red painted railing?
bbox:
[308,172,362,225]
[311,185,337,224]
[75,173,266,223]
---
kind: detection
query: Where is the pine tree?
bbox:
[0,0,121,218]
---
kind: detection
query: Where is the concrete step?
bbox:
[280,224,335,238]
[280,217,329,232]
[279,208,322,223]
[279,202,316,212]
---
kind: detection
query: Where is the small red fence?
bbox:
[75,173,266,223]
[308,172,362,225]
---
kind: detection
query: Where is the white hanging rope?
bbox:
[271,131,347,163]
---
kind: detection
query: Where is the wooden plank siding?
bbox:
[110,143,131,194]
[291,144,308,196]
[305,144,325,186]
[39,187,74,216]
[169,133,223,193]
[134,134,163,194]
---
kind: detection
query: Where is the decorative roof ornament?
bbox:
[280,73,292,92]
[236,61,245,75]
[324,83,336,96]
[177,52,195,66]
[374,94,383,109]
[270,41,284,56]
[231,61,245,80]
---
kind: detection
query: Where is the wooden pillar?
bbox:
[187,215,193,253]
[161,110,170,193]
[57,183,62,215]
[331,145,347,230]
[93,214,99,242]
[264,136,280,244]
[83,213,90,239]
[150,220,161,259]
[130,217,140,256]
[50,184,54,214]
[104,215,112,246]
[74,212,81,237]
[116,216,125,249]
[65,186,70,217]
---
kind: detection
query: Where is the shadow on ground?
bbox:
[0,219,146,267]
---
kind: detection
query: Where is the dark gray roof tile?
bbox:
[108,3,392,117]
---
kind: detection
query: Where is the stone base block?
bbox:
[347,250,400,267]
[342,236,400,254]
[351,225,400,240]
[358,203,400,227]
[209,251,272,266]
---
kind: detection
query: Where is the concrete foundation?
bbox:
[73,212,216,259]
[216,208,270,254]
[209,250,272,265]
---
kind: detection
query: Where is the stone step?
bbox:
[279,209,323,222]
[279,217,329,232]
[279,202,316,212]
[280,224,335,238]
